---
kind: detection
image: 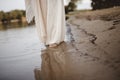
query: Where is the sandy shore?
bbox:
[35,7,120,80]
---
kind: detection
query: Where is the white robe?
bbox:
[25,0,66,45]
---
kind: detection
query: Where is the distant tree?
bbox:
[65,2,76,14]
[10,10,22,19]
[0,11,4,21]
[91,0,120,10]
[65,0,82,14]
[2,12,9,23]
[0,10,26,23]
[21,10,26,17]
[6,12,11,23]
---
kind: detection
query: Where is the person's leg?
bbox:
[33,0,47,44]
[46,0,66,47]
[49,43,58,48]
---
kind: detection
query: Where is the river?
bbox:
[0,23,43,80]
[0,0,92,80]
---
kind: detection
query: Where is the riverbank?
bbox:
[35,7,120,80]
[0,16,27,24]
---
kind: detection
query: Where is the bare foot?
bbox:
[49,43,58,48]
[48,41,64,48]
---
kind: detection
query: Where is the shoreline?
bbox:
[35,7,120,80]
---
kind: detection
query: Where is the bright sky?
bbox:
[0,0,91,12]
[77,0,92,10]
[0,0,25,12]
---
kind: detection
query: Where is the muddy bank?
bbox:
[35,7,120,80]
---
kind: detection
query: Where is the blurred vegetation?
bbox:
[1,0,120,23]
[65,0,81,14]
[0,10,25,23]
[65,0,120,13]
[91,0,120,10]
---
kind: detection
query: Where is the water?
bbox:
[0,1,92,79]
[0,23,43,80]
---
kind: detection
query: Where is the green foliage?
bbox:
[0,11,4,21]
[0,10,25,23]
[65,0,81,14]
[91,0,120,10]
[65,2,76,14]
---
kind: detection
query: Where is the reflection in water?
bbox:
[34,23,73,80]
[0,20,72,80]
[34,68,42,80]
[0,22,28,30]
[34,42,67,80]
[34,40,77,80]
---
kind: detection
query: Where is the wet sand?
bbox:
[35,7,120,80]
